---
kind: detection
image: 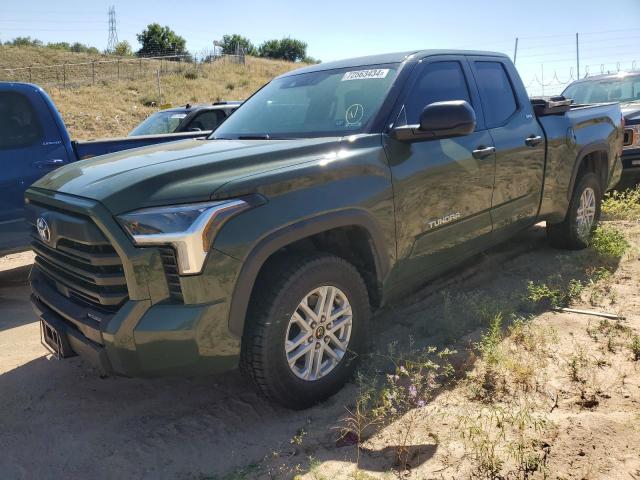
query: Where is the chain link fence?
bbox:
[0,51,246,88]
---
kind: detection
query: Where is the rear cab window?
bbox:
[0,92,43,149]
[472,61,519,128]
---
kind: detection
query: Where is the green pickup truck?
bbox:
[27,50,623,408]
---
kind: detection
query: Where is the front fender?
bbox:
[225,208,390,337]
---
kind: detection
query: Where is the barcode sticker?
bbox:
[342,69,389,81]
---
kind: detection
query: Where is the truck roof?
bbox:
[278,49,509,78]
[567,71,640,84]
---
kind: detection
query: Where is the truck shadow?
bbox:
[0,224,623,478]
[0,264,35,332]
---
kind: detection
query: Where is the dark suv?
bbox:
[563,72,640,188]
[129,101,241,136]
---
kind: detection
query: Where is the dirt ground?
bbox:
[1,222,639,480]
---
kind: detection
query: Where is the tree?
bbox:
[6,36,43,47]
[114,40,133,56]
[258,37,307,62]
[136,23,187,57]
[303,56,321,64]
[219,34,256,56]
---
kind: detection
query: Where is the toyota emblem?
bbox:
[36,217,51,243]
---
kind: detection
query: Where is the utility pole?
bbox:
[107,6,118,53]
[513,37,519,65]
[575,32,580,79]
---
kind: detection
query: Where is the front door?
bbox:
[385,57,496,290]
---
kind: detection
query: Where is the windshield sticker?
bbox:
[345,104,364,126]
[342,69,389,81]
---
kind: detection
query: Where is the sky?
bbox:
[1,0,639,95]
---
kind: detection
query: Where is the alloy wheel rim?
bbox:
[285,285,353,381]
[576,187,596,240]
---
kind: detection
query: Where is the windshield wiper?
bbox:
[237,134,294,140]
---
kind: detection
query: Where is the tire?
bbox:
[547,172,602,250]
[240,253,370,409]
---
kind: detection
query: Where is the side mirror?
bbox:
[392,100,476,142]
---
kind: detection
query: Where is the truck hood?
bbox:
[33,137,343,214]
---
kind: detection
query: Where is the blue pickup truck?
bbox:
[0,82,208,255]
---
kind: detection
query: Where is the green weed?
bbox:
[590,225,629,258]
[601,187,640,221]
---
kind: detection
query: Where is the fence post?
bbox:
[139,58,142,77]
[156,69,162,105]
[63,63,66,88]
[117,59,120,80]
[92,61,95,84]
[28,66,32,83]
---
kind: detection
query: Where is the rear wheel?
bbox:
[547,172,602,250]
[240,253,370,409]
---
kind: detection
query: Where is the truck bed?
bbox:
[73,131,208,159]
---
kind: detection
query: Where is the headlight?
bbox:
[117,199,250,275]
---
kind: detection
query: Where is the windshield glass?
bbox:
[563,75,640,104]
[212,64,399,139]
[130,111,187,136]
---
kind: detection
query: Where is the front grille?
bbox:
[623,128,633,147]
[158,247,184,303]
[31,215,128,312]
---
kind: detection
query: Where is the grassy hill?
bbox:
[0,45,299,139]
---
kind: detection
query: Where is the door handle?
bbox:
[472,146,495,159]
[32,159,66,169]
[525,135,543,147]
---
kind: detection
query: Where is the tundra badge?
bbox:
[427,212,461,229]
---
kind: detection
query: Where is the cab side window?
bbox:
[0,92,43,149]
[404,61,471,124]
[188,110,226,131]
[473,61,518,128]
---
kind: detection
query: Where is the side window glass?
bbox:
[404,61,471,125]
[189,110,225,131]
[474,61,518,128]
[0,92,43,149]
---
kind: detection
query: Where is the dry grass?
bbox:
[47,57,297,139]
[0,45,299,139]
[0,45,106,69]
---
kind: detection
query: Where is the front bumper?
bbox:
[618,148,640,188]
[27,188,243,377]
[31,268,241,376]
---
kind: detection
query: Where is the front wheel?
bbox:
[240,253,370,409]
[547,172,602,250]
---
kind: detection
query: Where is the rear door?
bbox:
[0,90,69,249]
[469,57,545,232]
[385,56,496,287]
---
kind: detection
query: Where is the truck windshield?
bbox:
[211,64,399,139]
[130,111,187,136]
[563,74,640,104]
